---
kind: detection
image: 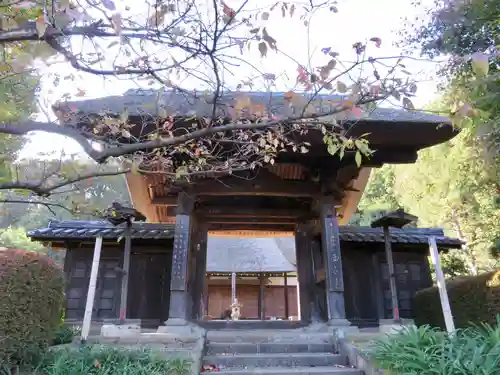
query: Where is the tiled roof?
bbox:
[339,226,463,247]
[54,89,451,125]
[27,221,462,248]
[206,237,296,273]
[27,220,174,240]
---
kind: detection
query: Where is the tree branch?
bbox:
[0,169,130,196]
[0,120,101,160]
[0,199,76,216]
[0,96,387,163]
[90,96,389,159]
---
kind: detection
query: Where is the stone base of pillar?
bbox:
[327,318,352,327]
[100,319,141,338]
[157,319,206,375]
[157,319,205,339]
[328,319,359,339]
[302,321,359,338]
[378,318,415,335]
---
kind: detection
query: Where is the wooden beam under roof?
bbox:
[178,169,322,197]
[209,230,295,237]
[207,222,296,232]
[151,196,178,205]
[184,206,308,219]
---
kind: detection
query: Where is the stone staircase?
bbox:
[202,329,364,375]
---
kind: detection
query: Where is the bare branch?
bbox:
[0,120,100,160]
[0,169,130,196]
[0,199,76,216]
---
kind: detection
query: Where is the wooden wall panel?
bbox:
[207,285,298,320]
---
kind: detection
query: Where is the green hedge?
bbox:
[413,271,500,329]
[0,249,65,365]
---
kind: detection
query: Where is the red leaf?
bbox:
[222,2,236,18]
[349,107,362,118]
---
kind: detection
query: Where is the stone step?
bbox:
[207,330,335,344]
[207,342,336,355]
[202,353,347,368]
[208,366,363,375]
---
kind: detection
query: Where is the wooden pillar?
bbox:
[283,273,289,319]
[119,223,132,322]
[191,220,208,320]
[320,199,349,325]
[295,223,316,323]
[81,236,103,344]
[231,272,237,302]
[258,273,265,319]
[165,193,194,325]
[296,276,301,320]
[383,226,400,321]
[372,253,385,319]
[429,236,455,333]
[204,275,210,318]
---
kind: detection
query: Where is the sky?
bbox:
[21,0,442,159]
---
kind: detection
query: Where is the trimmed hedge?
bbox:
[0,249,65,365]
[413,271,500,329]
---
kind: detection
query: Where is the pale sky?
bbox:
[22,0,442,159]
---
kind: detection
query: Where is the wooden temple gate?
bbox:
[127,166,362,326]
[47,90,461,329]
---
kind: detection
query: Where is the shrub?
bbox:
[0,249,65,365]
[34,346,191,375]
[413,271,500,329]
[51,325,81,346]
[368,319,500,375]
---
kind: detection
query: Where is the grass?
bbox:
[367,317,500,375]
[1,346,191,375]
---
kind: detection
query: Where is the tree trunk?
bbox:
[451,209,478,275]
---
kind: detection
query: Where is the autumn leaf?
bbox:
[284,91,295,102]
[337,81,347,93]
[262,28,277,50]
[471,52,489,77]
[102,0,116,11]
[349,107,361,118]
[148,5,168,27]
[222,2,236,18]
[352,42,365,55]
[53,11,72,29]
[290,4,295,17]
[402,97,414,110]
[111,13,122,35]
[261,12,270,20]
[370,85,380,96]
[258,42,268,57]
[369,37,382,48]
[76,88,86,97]
[121,129,131,138]
[35,15,47,37]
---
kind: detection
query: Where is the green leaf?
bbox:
[355,151,362,167]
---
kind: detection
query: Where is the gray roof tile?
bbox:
[27,220,462,272]
[206,237,295,273]
[54,89,450,124]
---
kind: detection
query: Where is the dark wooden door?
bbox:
[127,251,171,327]
[65,249,121,320]
[343,249,378,322]
[379,252,431,319]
